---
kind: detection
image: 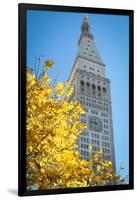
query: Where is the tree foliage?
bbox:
[26,60,126,190]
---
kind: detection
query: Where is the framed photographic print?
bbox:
[18,3,134,196]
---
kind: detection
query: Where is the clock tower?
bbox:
[68,16,116,170]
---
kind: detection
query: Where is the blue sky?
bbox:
[26,10,129,180]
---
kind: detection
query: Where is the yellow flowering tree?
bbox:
[26,60,126,190]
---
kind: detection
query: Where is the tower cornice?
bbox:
[77,68,110,83]
[68,55,106,83]
[78,55,106,67]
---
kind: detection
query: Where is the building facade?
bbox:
[68,16,116,170]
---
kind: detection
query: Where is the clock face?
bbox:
[89,116,102,132]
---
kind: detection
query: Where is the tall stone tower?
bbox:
[68,16,116,170]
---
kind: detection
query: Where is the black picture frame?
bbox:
[18,3,134,196]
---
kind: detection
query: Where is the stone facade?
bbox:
[68,16,116,170]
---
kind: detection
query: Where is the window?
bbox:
[104,131,109,135]
[80,80,84,86]
[92,133,99,139]
[103,87,107,98]
[92,84,96,90]
[97,86,101,91]
[84,144,89,149]
[81,119,86,123]
[102,142,110,147]
[81,150,84,155]
[86,82,90,96]
[92,146,100,151]
[80,80,85,94]
[102,136,109,141]
[104,125,108,129]
[81,113,86,118]
[103,87,106,93]
[103,148,110,153]
[82,137,89,143]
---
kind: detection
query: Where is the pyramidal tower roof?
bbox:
[77,15,105,66]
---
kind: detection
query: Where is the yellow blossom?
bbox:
[26,61,124,190]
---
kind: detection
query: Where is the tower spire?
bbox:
[81,15,91,34]
[78,15,104,66]
[78,16,93,45]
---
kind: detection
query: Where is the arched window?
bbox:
[80,80,84,87]
[92,84,96,96]
[97,85,101,91]
[103,87,106,93]
[86,82,90,96]
[80,80,85,94]
[103,87,107,98]
[92,84,96,90]
[97,85,101,98]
